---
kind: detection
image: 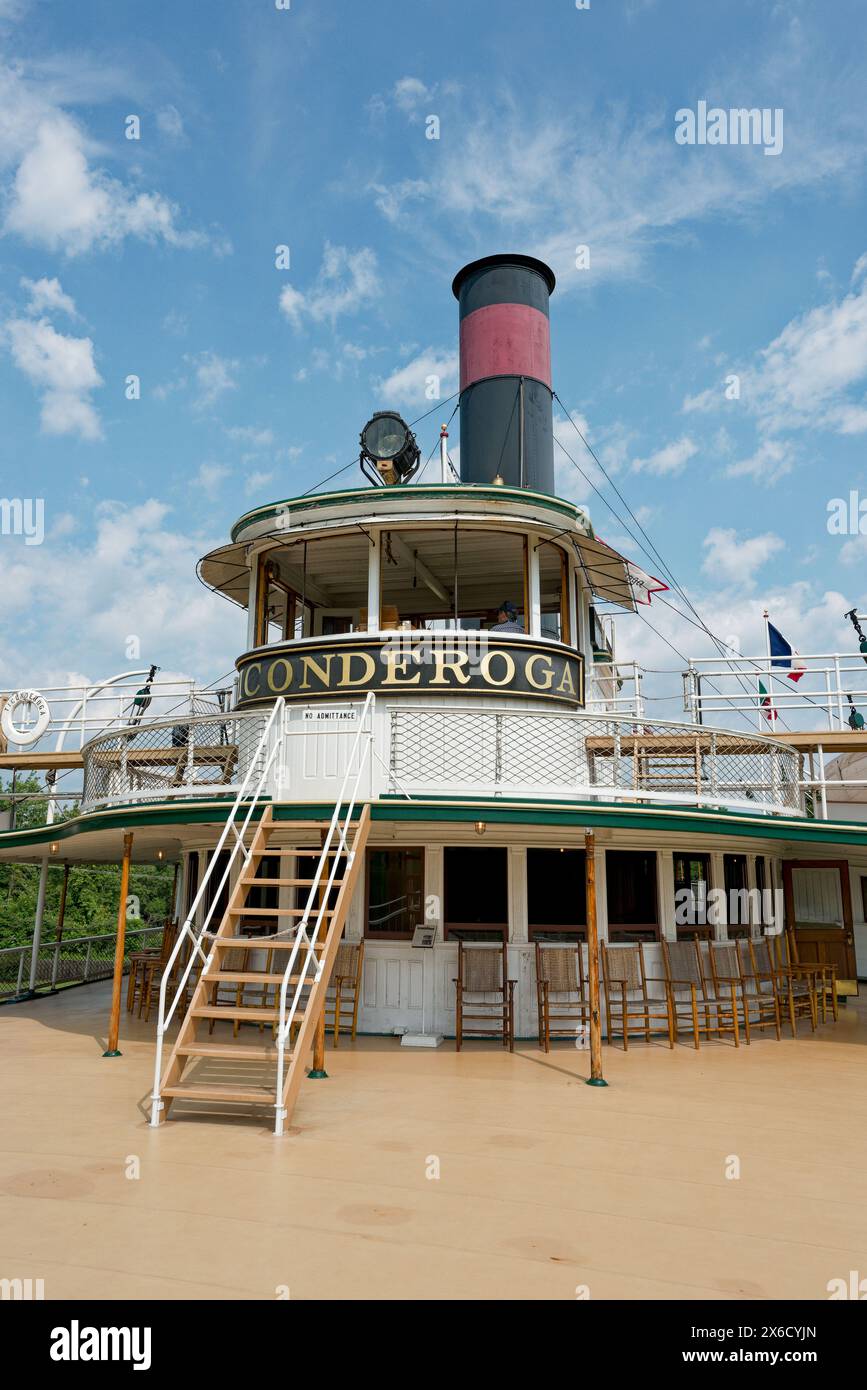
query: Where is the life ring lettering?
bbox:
[1,689,51,746]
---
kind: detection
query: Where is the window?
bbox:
[365,848,424,940]
[204,849,231,927]
[184,853,199,918]
[527,848,586,940]
[538,542,571,643]
[606,850,658,941]
[673,852,712,939]
[379,527,528,632]
[444,846,508,939]
[755,856,777,931]
[724,854,750,937]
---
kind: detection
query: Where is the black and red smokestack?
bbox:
[452,253,556,494]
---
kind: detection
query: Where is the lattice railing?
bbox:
[0,924,164,1002]
[81,710,270,808]
[388,707,802,815]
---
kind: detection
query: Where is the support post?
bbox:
[584,828,607,1087]
[309,828,329,1078]
[55,863,70,942]
[104,832,133,1057]
[27,856,50,997]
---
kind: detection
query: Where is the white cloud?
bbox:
[3,112,204,256]
[156,104,185,141]
[20,275,78,318]
[5,309,103,441]
[369,178,429,224]
[393,77,433,120]
[0,65,216,257]
[0,499,242,688]
[367,24,867,297]
[246,470,275,495]
[279,243,380,329]
[376,348,458,407]
[631,436,697,476]
[724,439,793,486]
[226,425,274,449]
[193,462,230,497]
[684,255,867,444]
[746,264,867,435]
[702,526,784,590]
[190,352,238,409]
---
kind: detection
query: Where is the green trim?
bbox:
[3,791,867,853]
[374,795,867,845]
[0,796,256,851]
[230,484,586,543]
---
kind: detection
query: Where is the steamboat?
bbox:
[2,254,867,1141]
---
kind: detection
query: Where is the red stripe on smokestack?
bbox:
[459,302,552,392]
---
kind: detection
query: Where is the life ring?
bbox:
[0,689,51,746]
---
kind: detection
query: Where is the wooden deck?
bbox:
[1,980,866,1300]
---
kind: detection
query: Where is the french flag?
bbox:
[768,621,806,682]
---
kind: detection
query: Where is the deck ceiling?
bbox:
[201,527,569,618]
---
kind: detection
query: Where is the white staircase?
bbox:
[148,694,374,1134]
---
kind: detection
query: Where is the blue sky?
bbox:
[2,0,867,709]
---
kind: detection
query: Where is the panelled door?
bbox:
[782,860,859,995]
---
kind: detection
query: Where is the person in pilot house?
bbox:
[490,600,524,633]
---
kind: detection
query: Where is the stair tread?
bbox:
[178,1042,281,1060]
[206,971,304,985]
[193,1004,284,1021]
[256,848,347,856]
[228,906,336,917]
[161,1084,277,1102]
[212,937,304,950]
[240,877,346,888]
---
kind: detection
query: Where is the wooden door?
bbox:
[782,860,859,995]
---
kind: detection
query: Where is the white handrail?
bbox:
[273,692,375,1133]
[148,698,285,1124]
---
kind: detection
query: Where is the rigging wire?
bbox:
[551,417,793,730]
[551,393,785,703]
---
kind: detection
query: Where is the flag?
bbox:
[758,680,778,723]
[625,560,668,607]
[767,621,805,682]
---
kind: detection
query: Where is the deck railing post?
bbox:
[584,828,607,1088]
[27,856,50,996]
[104,831,134,1057]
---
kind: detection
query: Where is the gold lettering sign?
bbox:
[236,639,583,708]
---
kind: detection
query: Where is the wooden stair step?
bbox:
[240,876,346,888]
[256,848,347,856]
[161,1084,277,1102]
[227,906,335,917]
[212,937,305,951]
[193,1004,282,1021]
[206,970,301,985]
[177,1042,280,1060]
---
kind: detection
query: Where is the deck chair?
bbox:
[535,942,589,1051]
[601,941,673,1050]
[755,935,816,1035]
[782,930,838,1024]
[736,938,781,1040]
[707,941,754,1044]
[454,941,516,1051]
[324,940,364,1047]
[661,937,739,1048]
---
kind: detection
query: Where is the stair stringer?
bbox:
[277,802,371,1132]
